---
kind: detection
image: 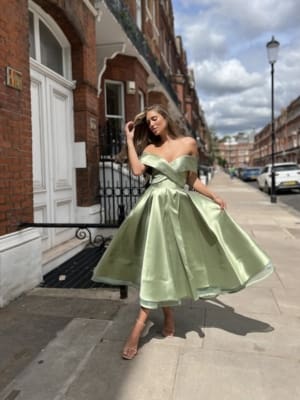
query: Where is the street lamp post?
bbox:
[297,128,300,163]
[266,36,280,203]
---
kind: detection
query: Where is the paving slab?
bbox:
[0,314,70,393]
[252,270,284,289]
[286,227,300,238]
[203,310,300,359]
[265,252,300,268]
[174,348,300,400]
[191,288,280,316]
[252,228,295,241]
[272,288,300,316]
[0,318,110,400]
[63,339,180,400]
[6,293,121,320]
[0,291,123,394]
[275,267,300,289]
[267,243,300,258]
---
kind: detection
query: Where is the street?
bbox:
[247,181,300,213]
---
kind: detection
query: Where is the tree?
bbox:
[207,127,220,165]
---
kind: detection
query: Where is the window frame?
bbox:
[29,1,72,80]
[136,0,142,30]
[104,80,125,128]
[138,89,145,112]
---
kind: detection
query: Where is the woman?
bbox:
[92,104,273,360]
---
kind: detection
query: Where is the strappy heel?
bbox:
[162,320,175,337]
[141,320,154,337]
[162,328,175,337]
[122,346,138,360]
[122,319,154,360]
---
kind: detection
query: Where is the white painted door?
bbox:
[31,66,76,251]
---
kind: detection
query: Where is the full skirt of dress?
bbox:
[92,155,273,309]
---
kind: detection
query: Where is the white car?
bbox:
[257,162,300,193]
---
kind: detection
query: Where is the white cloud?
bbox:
[172,0,300,136]
[191,59,263,96]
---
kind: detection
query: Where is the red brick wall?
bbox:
[32,0,99,207]
[99,54,148,126]
[0,0,99,236]
[148,92,169,109]
[0,1,32,235]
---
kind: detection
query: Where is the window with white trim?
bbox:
[151,0,156,25]
[104,81,125,154]
[136,0,142,30]
[138,90,145,112]
[145,0,159,41]
[29,3,71,79]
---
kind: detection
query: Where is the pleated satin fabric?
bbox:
[92,153,273,309]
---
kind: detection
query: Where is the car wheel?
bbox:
[257,182,262,191]
[264,182,270,194]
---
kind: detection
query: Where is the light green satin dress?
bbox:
[92,153,273,309]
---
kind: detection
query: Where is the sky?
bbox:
[172,0,300,137]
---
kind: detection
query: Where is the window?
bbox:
[29,11,36,59]
[39,20,63,75]
[151,0,156,25]
[136,0,142,30]
[146,0,158,30]
[104,81,125,155]
[29,5,70,79]
[138,90,145,112]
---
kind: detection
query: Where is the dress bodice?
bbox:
[140,152,198,187]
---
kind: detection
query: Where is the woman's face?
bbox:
[146,110,168,136]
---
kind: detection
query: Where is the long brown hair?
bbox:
[115,104,182,162]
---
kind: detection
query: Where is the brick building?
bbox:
[0,0,209,306]
[218,133,254,167]
[252,96,300,166]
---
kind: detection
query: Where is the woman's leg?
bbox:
[122,307,150,360]
[162,306,175,336]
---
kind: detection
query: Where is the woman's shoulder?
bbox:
[143,144,155,153]
[179,136,196,145]
[177,136,197,152]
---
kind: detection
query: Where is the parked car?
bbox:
[198,164,213,184]
[236,167,245,179]
[240,167,261,181]
[257,162,300,193]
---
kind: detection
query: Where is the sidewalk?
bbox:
[1,171,300,400]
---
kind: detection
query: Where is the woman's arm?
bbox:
[187,138,226,209]
[187,172,226,208]
[125,121,146,176]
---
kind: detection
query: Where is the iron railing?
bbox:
[104,0,180,106]
[98,125,145,226]
[19,222,107,247]
[18,222,128,298]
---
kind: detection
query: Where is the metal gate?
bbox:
[98,126,145,226]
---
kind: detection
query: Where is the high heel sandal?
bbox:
[162,328,175,337]
[122,346,138,360]
[122,319,154,360]
[141,320,154,338]
[162,321,175,337]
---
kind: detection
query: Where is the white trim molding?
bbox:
[0,229,42,307]
[82,0,98,17]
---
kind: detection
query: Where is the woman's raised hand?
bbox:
[214,196,226,209]
[125,121,135,142]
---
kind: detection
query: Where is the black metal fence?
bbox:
[98,126,145,226]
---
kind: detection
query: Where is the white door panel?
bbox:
[48,81,73,190]
[31,76,48,193]
[31,68,76,250]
